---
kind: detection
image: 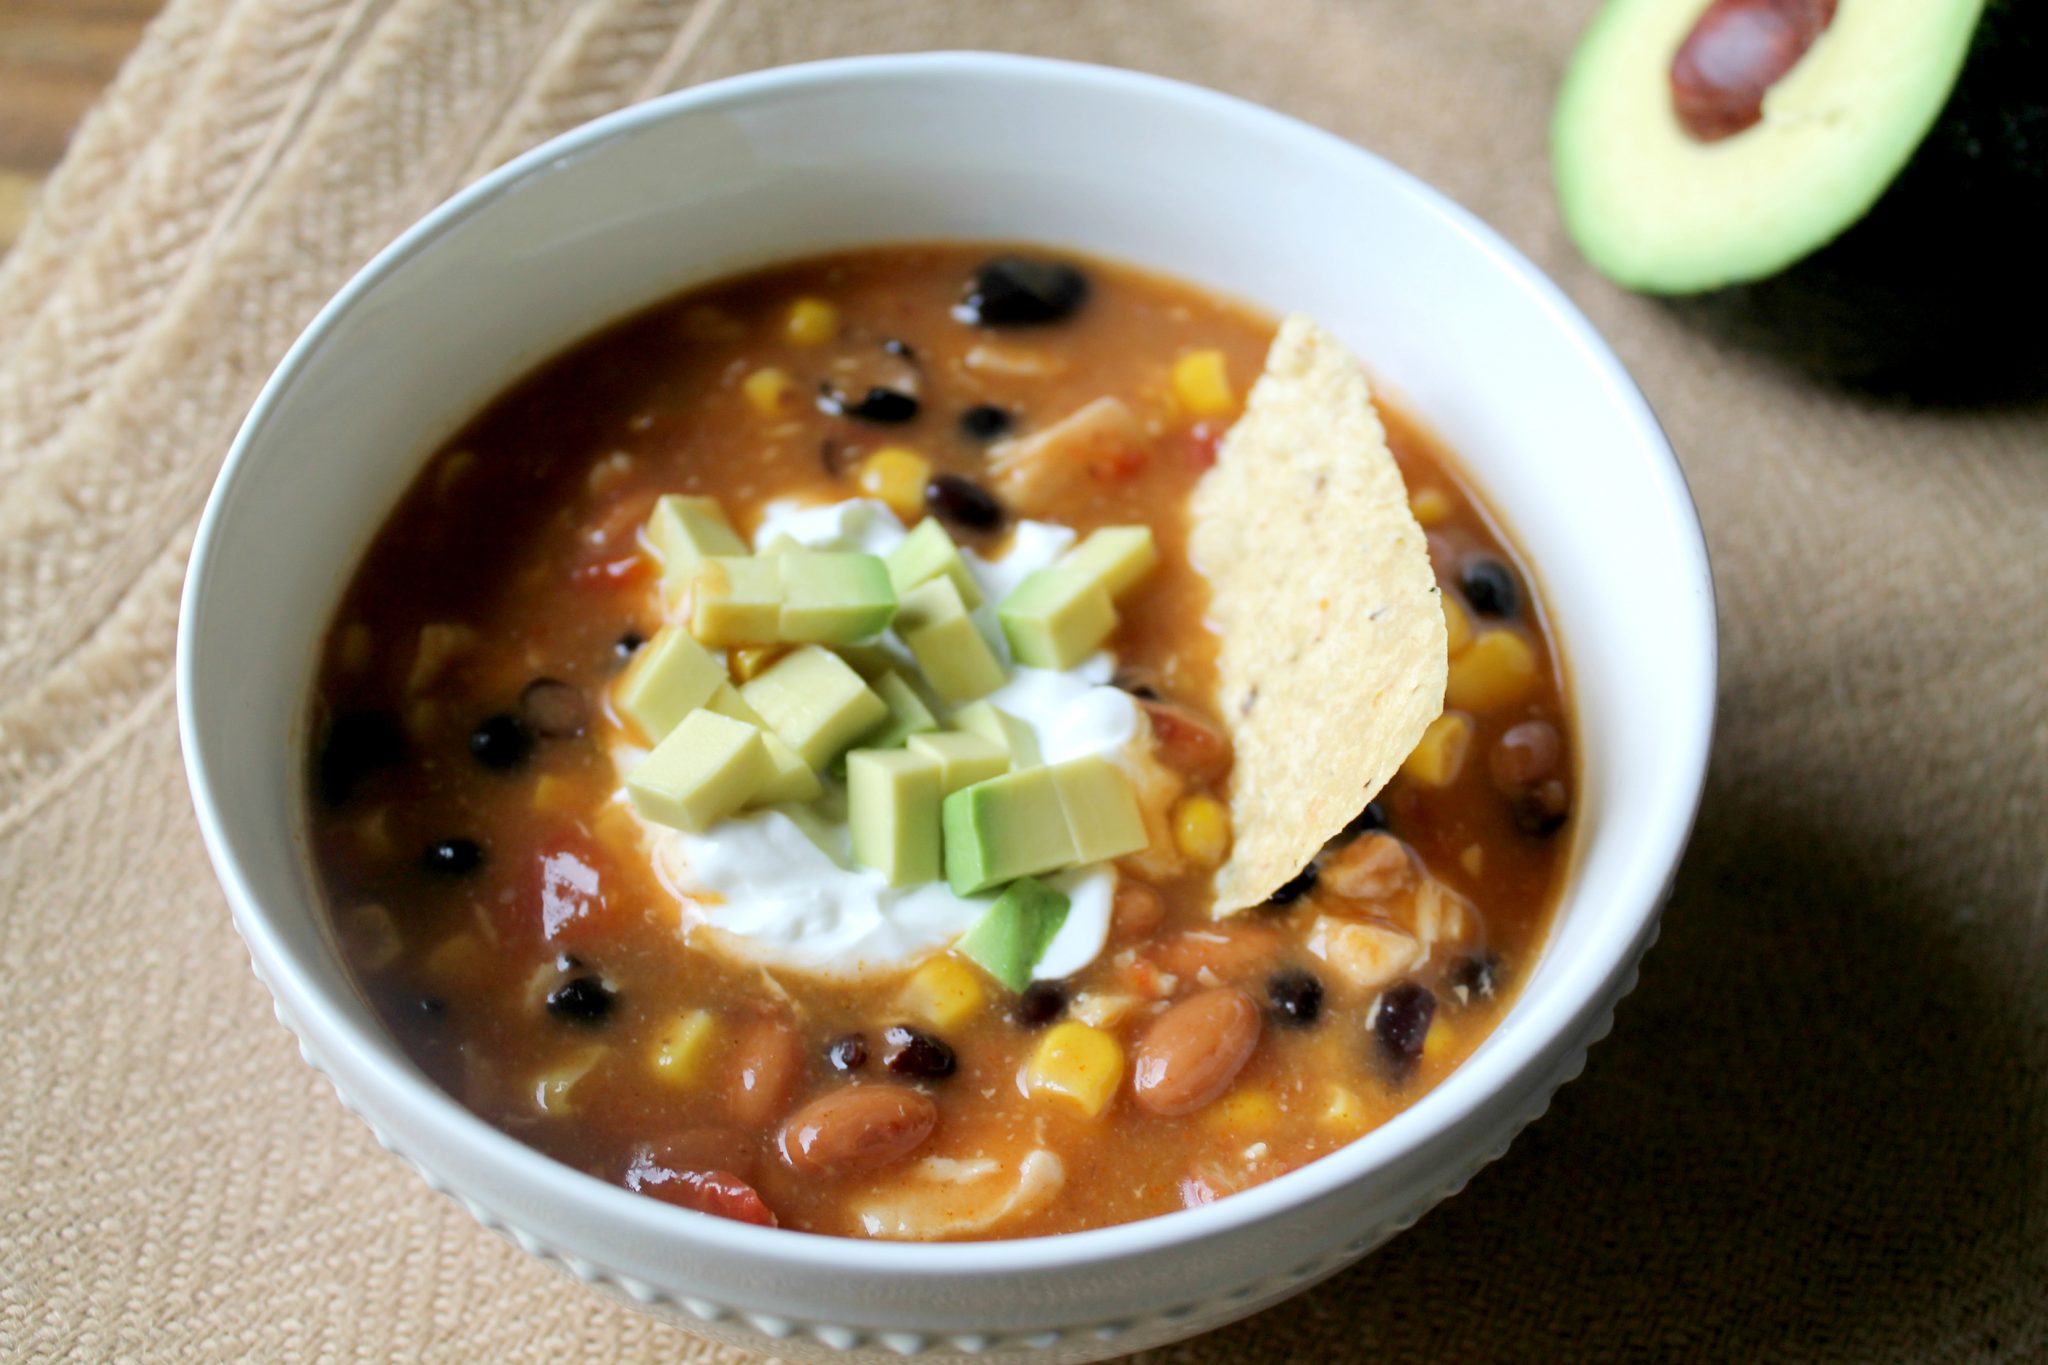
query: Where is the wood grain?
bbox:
[0,0,162,253]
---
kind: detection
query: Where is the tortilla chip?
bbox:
[1189,316,1447,915]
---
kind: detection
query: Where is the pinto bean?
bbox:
[1141,699,1232,785]
[1132,988,1262,1117]
[726,1018,803,1129]
[779,1084,937,1175]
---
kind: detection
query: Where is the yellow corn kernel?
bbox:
[1409,486,1452,527]
[351,805,394,859]
[342,903,401,970]
[1205,1087,1279,1132]
[1422,1018,1453,1062]
[1445,629,1540,711]
[1171,349,1234,417]
[1322,1084,1367,1129]
[741,366,796,416]
[1460,843,1485,878]
[855,447,932,521]
[1024,1022,1125,1118]
[649,1009,720,1088]
[533,1047,605,1115]
[1402,711,1473,787]
[591,798,645,864]
[1441,593,1474,658]
[730,645,790,684]
[530,773,579,815]
[426,932,485,987]
[899,955,987,1030]
[1172,793,1232,868]
[785,296,840,346]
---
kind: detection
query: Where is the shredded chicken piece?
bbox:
[853,1149,1064,1239]
[1306,915,1423,993]
[988,397,1141,511]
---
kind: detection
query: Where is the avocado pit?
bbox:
[1670,0,1836,141]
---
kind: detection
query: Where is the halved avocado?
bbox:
[1554,0,2047,393]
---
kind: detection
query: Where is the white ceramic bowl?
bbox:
[179,52,1715,1363]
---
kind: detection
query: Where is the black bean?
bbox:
[316,710,404,806]
[613,631,645,664]
[819,384,920,424]
[420,838,483,876]
[1336,800,1388,844]
[519,677,588,738]
[545,975,615,1024]
[1012,982,1066,1028]
[954,256,1089,327]
[958,404,1013,441]
[416,995,446,1020]
[881,1024,956,1079]
[1263,864,1319,908]
[1267,969,1324,1027]
[827,1033,869,1071]
[882,338,917,359]
[469,713,533,771]
[924,474,1005,531]
[1373,982,1437,1074]
[1460,556,1519,619]
[1447,952,1502,1004]
[1511,778,1571,836]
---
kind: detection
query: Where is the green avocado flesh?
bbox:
[1554,0,1986,293]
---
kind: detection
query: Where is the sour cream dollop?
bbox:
[627,499,1139,980]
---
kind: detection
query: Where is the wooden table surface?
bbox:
[0,0,162,256]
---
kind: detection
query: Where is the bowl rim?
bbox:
[178,49,1717,1278]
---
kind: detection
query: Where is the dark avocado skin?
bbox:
[1671,0,2048,399]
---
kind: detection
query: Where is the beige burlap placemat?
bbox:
[3,1,2043,1359]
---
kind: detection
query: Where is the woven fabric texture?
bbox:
[1,1,2043,1360]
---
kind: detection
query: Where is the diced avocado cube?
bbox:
[626,709,771,833]
[615,625,726,742]
[690,556,784,647]
[847,748,944,887]
[941,766,1079,896]
[863,671,940,750]
[778,550,897,644]
[908,731,1010,794]
[895,577,1008,703]
[886,518,983,609]
[1050,755,1149,863]
[738,645,889,770]
[1061,526,1157,600]
[705,684,822,805]
[647,495,747,609]
[951,700,1044,768]
[833,640,913,679]
[955,878,1071,992]
[999,567,1117,670]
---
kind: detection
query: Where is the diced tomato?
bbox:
[625,1159,778,1227]
[1142,699,1233,784]
[1087,444,1149,484]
